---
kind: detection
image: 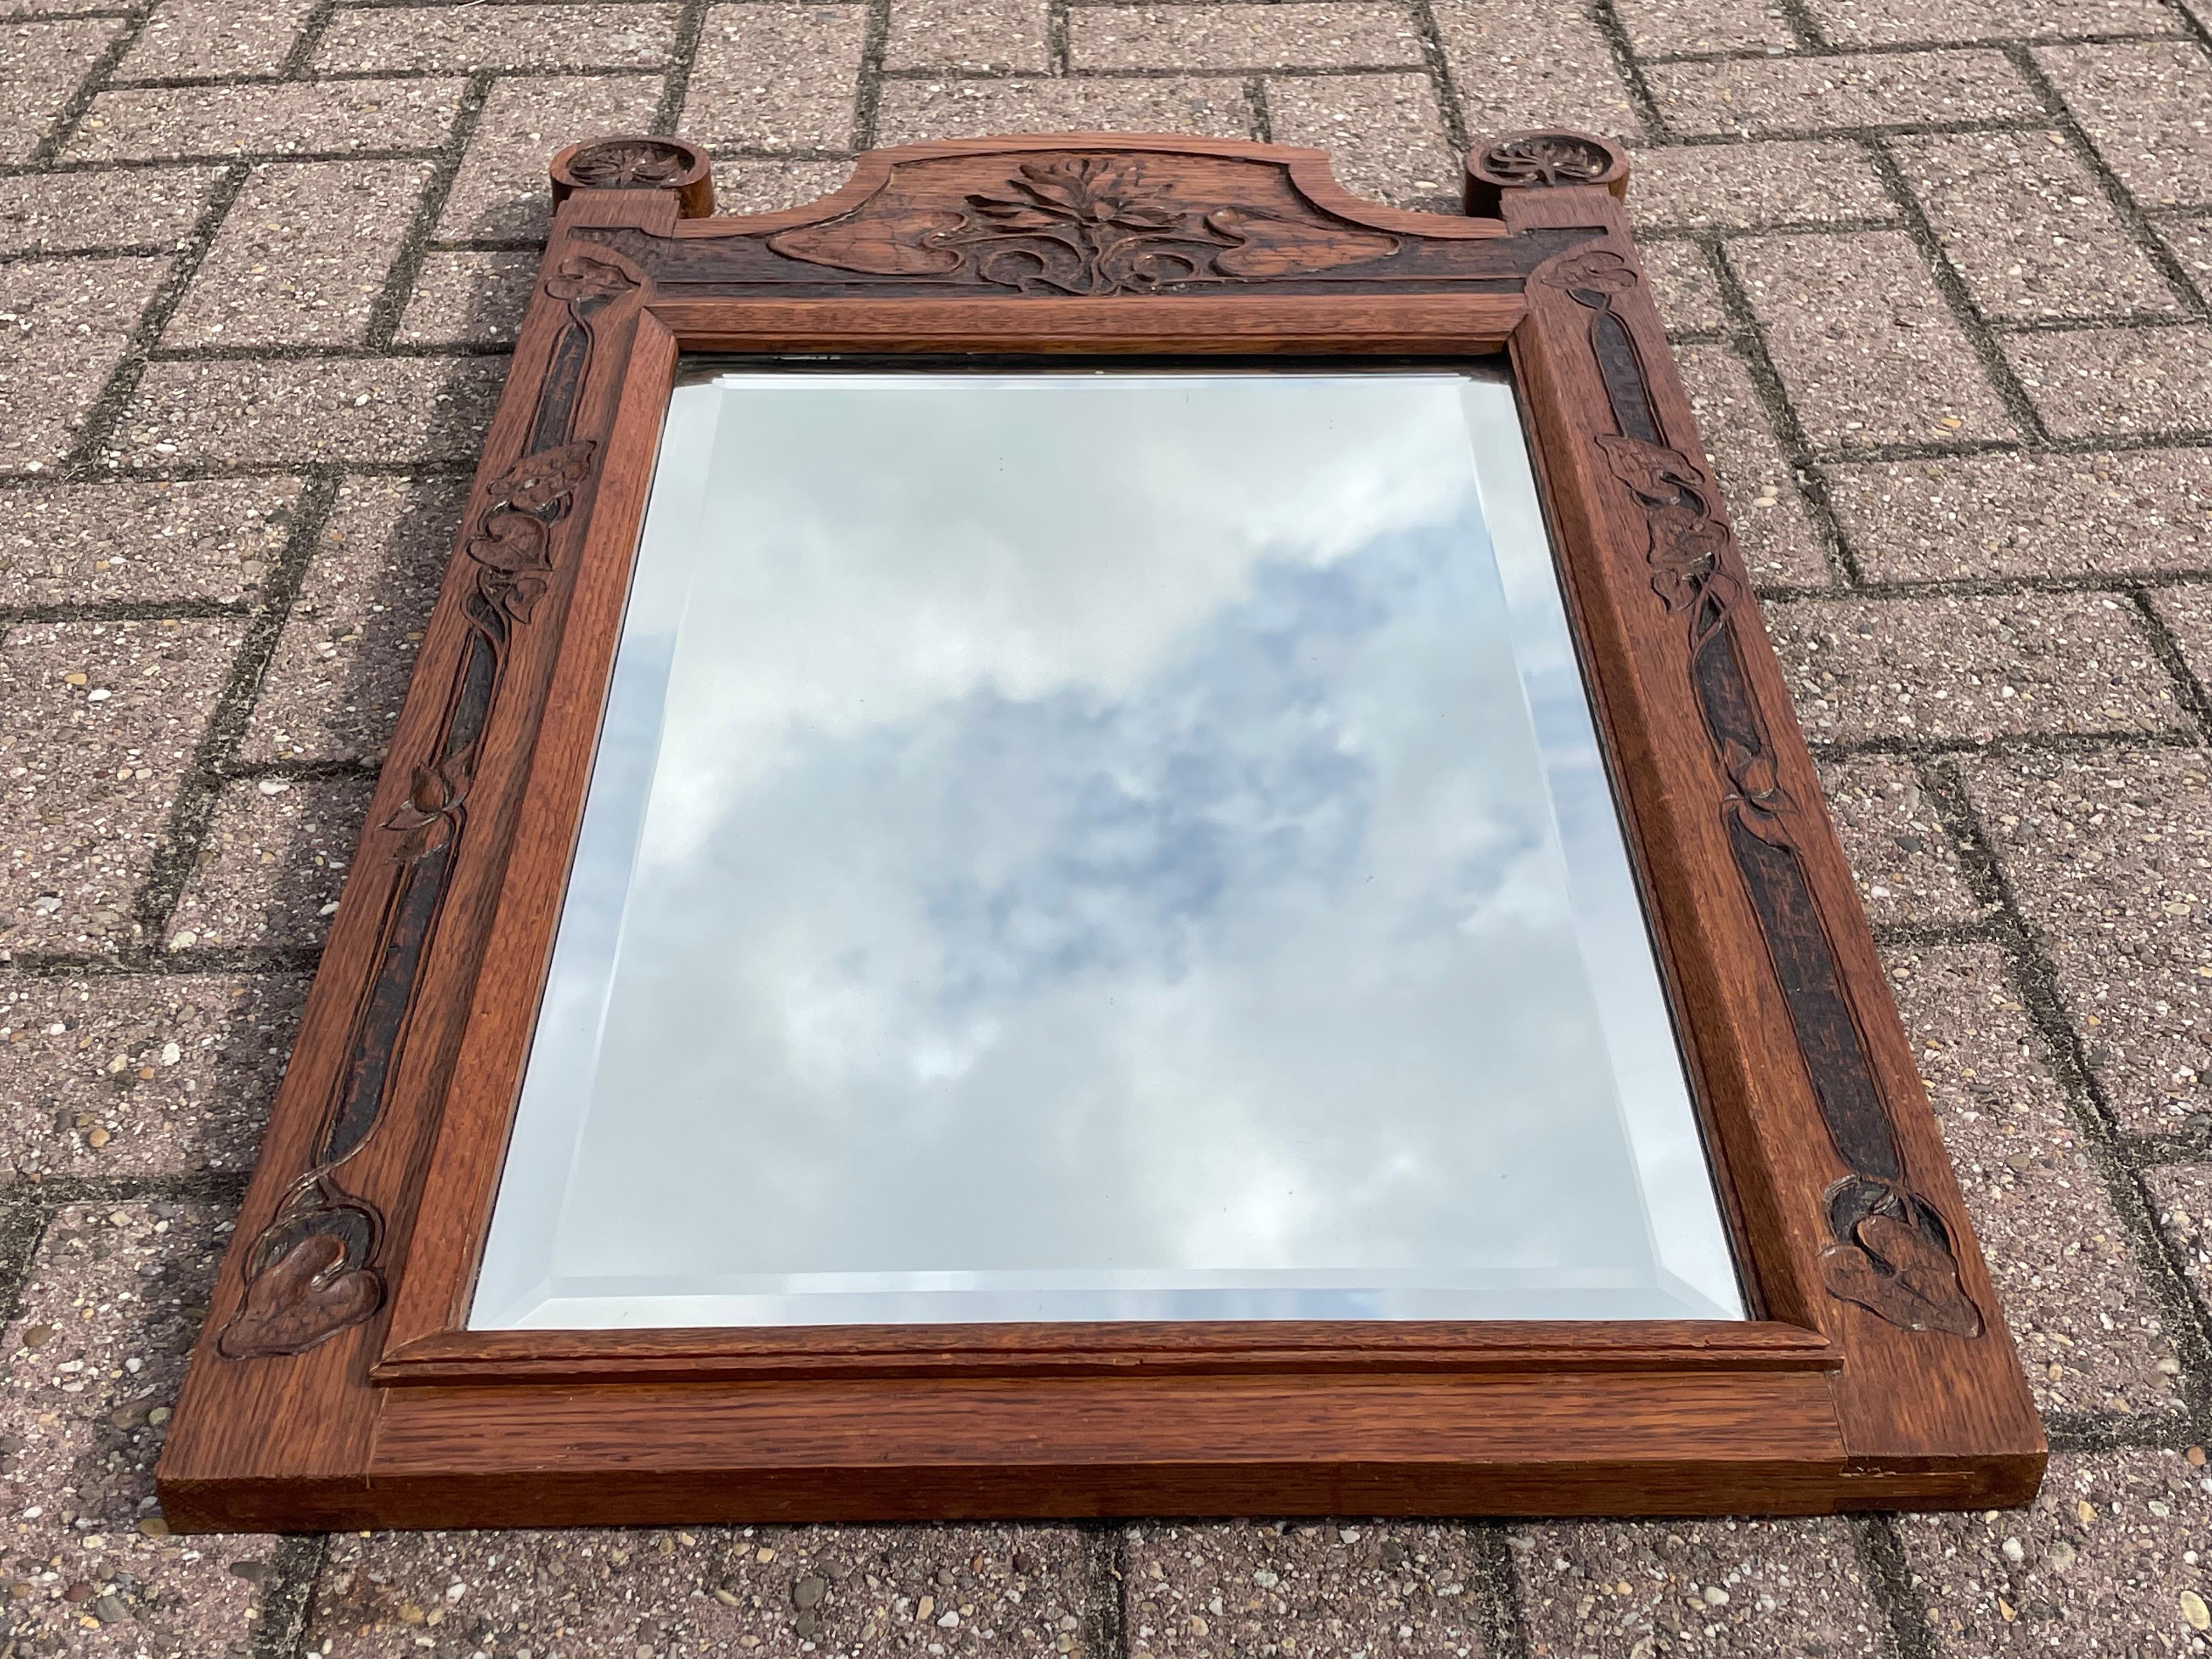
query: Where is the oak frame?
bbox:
[156,130,2045,1531]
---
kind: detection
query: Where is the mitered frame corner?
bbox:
[156,129,2044,1533]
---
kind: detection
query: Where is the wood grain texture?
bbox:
[155,132,2044,1531]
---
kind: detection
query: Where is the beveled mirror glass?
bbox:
[471,362,1742,1329]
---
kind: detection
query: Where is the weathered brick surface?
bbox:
[3,1,2210,1650]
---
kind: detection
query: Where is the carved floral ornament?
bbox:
[1476,133,1620,188]
[769,155,1402,295]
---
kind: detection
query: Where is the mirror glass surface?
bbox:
[471,364,1745,1329]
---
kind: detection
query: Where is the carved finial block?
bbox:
[1464,130,1630,217]
[551,134,715,219]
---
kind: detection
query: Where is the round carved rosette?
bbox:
[1463,130,1630,216]
[550,133,715,219]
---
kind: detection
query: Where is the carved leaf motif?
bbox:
[1545,249,1637,299]
[1205,208,1398,276]
[1479,134,1616,188]
[216,1232,383,1359]
[1821,1212,1983,1338]
[567,138,689,189]
[544,254,638,306]
[769,213,968,276]
[385,757,468,865]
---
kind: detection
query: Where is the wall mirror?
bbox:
[158,131,2042,1530]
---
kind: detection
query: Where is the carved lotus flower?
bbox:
[968,158,1183,234]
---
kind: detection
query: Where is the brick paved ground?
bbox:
[3,0,2212,1654]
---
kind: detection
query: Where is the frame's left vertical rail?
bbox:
[156,182,675,1532]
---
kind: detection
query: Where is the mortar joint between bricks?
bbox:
[1851,1514,1942,1659]
[653,0,716,134]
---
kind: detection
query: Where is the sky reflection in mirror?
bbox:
[471,366,1745,1328]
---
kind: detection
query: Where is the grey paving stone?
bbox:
[715,156,857,216]
[1643,238,1731,335]
[304,1523,1095,1657]
[1614,0,1797,57]
[0,164,219,255]
[0,256,170,472]
[240,475,466,765]
[438,72,665,243]
[115,0,318,78]
[2005,324,2212,441]
[1769,590,2179,742]
[2145,1164,2212,1322]
[1127,1521,1491,1657]
[876,76,1254,144]
[0,970,304,1177]
[396,249,541,346]
[1806,0,2178,44]
[1647,49,2039,137]
[683,3,867,152]
[125,353,506,466]
[1818,754,1982,924]
[0,617,248,955]
[1961,748,2212,1136]
[313,1,681,72]
[1825,450,2212,582]
[1727,230,2016,450]
[0,1203,276,1653]
[65,78,467,161]
[1900,1451,2212,1656]
[886,0,1050,72]
[1,18,123,164]
[1892,130,2184,321]
[2036,41,2212,210]
[168,771,377,952]
[1072,4,1424,71]
[0,476,297,608]
[1675,341,1837,587]
[163,159,435,347]
[1510,1515,1888,1658]
[2151,581,2212,699]
[1434,0,1643,142]
[1889,943,2183,1417]
[1265,72,1457,208]
[1627,139,1899,232]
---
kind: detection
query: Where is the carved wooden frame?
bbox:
[157,130,2044,1530]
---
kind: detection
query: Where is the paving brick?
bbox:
[304,1523,1093,1657]
[0,164,218,255]
[168,772,373,953]
[125,353,506,466]
[0,256,168,472]
[1,18,121,164]
[885,0,1049,71]
[1962,748,2212,1136]
[438,72,664,242]
[1728,230,2015,449]
[66,78,466,161]
[396,248,540,346]
[164,159,433,347]
[0,618,245,956]
[0,970,304,1177]
[1647,50,2038,137]
[1826,450,2212,582]
[715,156,857,216]
[1644,238,1731,334]
[1509,1516,1884,1658]
[875,76,1253,145]
[1674,342,1836,586]
[1628,140,1898,232]
[2159,216,2212,294]
[2146,1166,2212,1327]
[1770,591,2176,742]
[1806,0,2178,43]
[240,476,465,765]
[0,477,298,609]
[1890,943,2182,1417]
[1265,72,1457,209]
[1127,1521,1489,1657]
[683,3,867,151]
[1894,131,2183,321]
[1071,4,1423,71]
[0,1202,274,1652]
[114,0,318,78]
[1901,1451,2212,1656]
[2037,42,2212,211]
[314,1,681,72]
[1613,0,1797,58]
[1434,0,1641,142]
[1819,754,1981,924]
[2006,324,2212,441]
[2151,582,2212,695]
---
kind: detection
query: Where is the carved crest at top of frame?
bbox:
[568,140,1610,294]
